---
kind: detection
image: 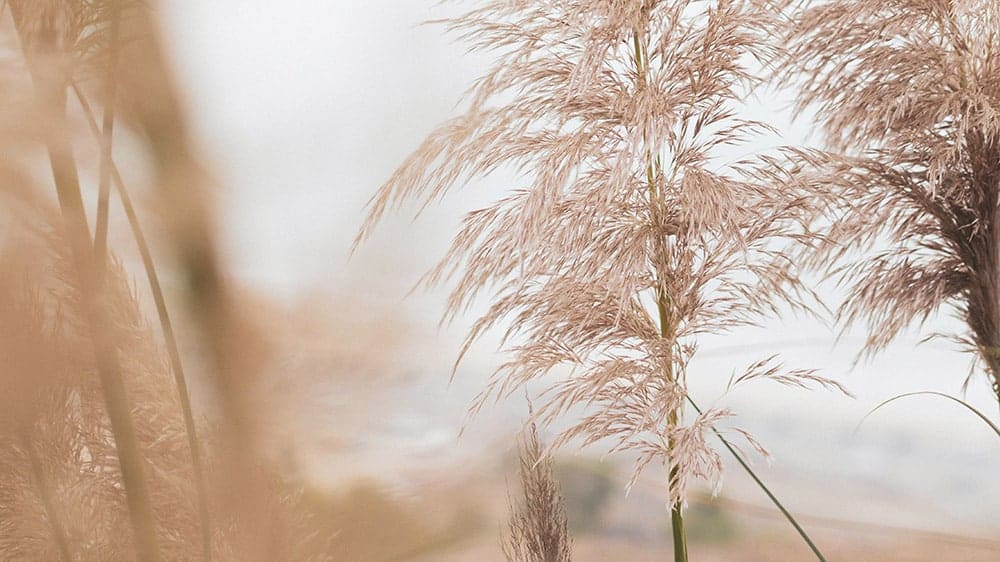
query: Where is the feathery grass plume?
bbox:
[502,420,573,562]
[0,204,190,561]
[0,220,77,562]
[358,1,841,559]
[0,202,331,562]
[777,0,1000,404]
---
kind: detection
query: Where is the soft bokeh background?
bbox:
[149,1,1000,559]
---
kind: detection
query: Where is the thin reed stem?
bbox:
[71,81,214,562]
[40,100,162,562]
[858,391,1000,439]
[119,9,270,558]
[8,8,163,560]
[686,396,826,561]
[93,0,123,267]
[43,110,163,562]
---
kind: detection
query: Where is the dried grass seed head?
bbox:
[361,0,840,505]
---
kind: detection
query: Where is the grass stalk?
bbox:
[71,81,213,562]
[39,98,162,562]
[8,8,163,560]
[657,285,687,562]
[634,27,688,562]
[93,0,123,267]
[686,396,826,561]
[660,291,687,562]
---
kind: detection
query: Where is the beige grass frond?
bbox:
[360,0,831,513]
[778,0,1000,401]
[502,419,573,562]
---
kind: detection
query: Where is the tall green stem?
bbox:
[634,28,689,562]
[659,290,688,562]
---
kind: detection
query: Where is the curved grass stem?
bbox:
[8,3,164,555]
[93,0,122,268]
[858,391,1000,439]
[71,81,214,562]
[687,396,826,561]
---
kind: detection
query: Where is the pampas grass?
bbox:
[502,420,573,562]
[358,1,844,559]
[777,0,1000,404]
[0,205,199,561]
[5,0,988,559]
[7,1,163,557]
[0,2,334,560]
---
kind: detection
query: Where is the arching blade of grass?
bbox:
[857,391,1000,439]
[71,81,213,562]
[8,5,163,558]
[687,396,827,562]
[114,8,273,558]
[92,0,123,269]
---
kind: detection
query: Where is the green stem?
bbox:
[635,27,688,562]
[686,396,826,561]
[670,496,687,561]
[660,291,687,562]
[859,391,1000,439]
[71,82,213,562]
